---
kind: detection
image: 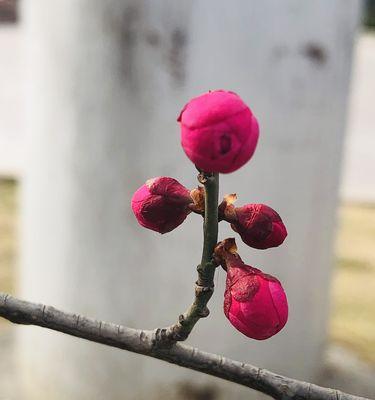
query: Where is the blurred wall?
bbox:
[341,31,375,202]
[0,22,25,177]
[18,1,360,399]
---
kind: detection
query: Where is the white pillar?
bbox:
[19,1,360,399]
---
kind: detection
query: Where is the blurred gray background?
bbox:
[0,1,374,399]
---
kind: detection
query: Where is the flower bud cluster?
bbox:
[131,90,289,341]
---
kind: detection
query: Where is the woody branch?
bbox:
[0,293,369,400]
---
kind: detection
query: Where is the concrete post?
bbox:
[19,1,360,399]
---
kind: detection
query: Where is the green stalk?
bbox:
[155,171,219,344]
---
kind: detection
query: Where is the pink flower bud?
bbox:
[225,263,288,340]
[231,204,287,249]
[215,240,288,340]
[131,177,192,234]
[178,90,259,173]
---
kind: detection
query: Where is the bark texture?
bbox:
[0,293,370,400]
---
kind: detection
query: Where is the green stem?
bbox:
[155,171,219,344]
[197,172,219,287]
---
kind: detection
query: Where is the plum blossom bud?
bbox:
[131,177,192,234]
[230,204,287,249]
[178,90,259,173]
[215,239,288,340]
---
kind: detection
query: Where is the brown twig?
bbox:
[0,293,370,400]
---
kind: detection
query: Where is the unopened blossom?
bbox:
[224,203,287,250]
[215,239,288,340]
[131,177,192,234]
[178,90,259,173]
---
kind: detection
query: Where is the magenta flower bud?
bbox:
[216,239,288,340]
[178,90,259,173]
[231,204,287,249]
[225,262,288,340]
[131,177,192,234]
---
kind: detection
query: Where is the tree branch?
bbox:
[0,293,370,400]
[156,172,219,343]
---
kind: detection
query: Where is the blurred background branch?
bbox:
[0,0,18,23]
